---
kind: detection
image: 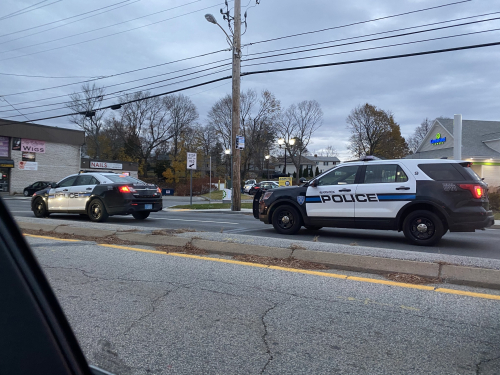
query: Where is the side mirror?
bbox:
[310,180,318,187]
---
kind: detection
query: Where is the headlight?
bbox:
[263,191,273,200]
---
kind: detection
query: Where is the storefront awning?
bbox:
[0,159,14,168]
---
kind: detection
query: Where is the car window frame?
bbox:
[315,164,361,186]
[361,164,409,184]
[57,176,78,188]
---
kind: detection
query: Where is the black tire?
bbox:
[272,205,302,235]
[23,190,30,197]
[132,211,150,220]
[33,198,49,218]
[304,225,323,231]
[403,210,445,246]
[87,199,109,222]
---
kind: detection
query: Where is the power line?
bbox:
[245,11,500,57]
[244,0,472,48]
[2,12,497,104]
[0,57,232,112]
[0,0,140,47]
[0,0,135,40]
[0,1,223,61]
[0,49,230,99]
[242,28,500,68]
[0,1,60,21]
[0,96,31,121]
[0,72,100,79]
[1,39,499,126]
[242,20,500,64]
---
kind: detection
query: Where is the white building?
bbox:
[406,118,500,188]
[275,155,340,176]
[0,120,85,195]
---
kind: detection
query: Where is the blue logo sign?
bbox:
[430,133,446,145]
[297,196,305,205]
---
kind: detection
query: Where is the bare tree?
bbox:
[66,83,107,159]
[278,100,323,184]
[407,117,433,153]
[115,91,173,177]
[317,145,338,157]
[207,89,280,180]
[164,94,199,158]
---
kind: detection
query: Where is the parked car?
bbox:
[249,181,279,195]
[243,179,257,193]
[23,181,56,197]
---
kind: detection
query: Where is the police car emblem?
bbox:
[297,196,305,205]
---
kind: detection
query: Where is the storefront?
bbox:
[407,118,500,188]
[80,159,139,178]
[0,119,85,195]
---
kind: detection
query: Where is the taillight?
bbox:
[119,186,136,193]
[458,184,484,199]
[263,191,273,200]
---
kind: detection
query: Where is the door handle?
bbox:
[339,188,351,192]
[396,186,410,190]
[86,188,92,190]
[63,189,69,191]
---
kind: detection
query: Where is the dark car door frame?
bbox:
[0,197,104,375]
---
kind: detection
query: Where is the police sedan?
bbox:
[31,172,163,222]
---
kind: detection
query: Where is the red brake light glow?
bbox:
[458,184,483,199]
[119,186,136,193]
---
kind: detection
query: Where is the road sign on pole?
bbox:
[235,135,245,150]
[187,152,197,170]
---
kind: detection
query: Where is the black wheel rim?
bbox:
[34,201,45,216]
[409,216,435,240]
[90,202,102,220]
[277,210,295,230]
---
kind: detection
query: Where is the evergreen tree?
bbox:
[299,168,303,178]
[293,171,297,179]
[315,166,320,176]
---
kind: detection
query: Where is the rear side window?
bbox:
[103,175,146,184]
[460,165,481,181]
[418,163,465,181]
[363,164,408,184]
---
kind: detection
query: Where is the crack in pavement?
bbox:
[260,302,279,374]
[476,355,500,374]
[121,288,176,336]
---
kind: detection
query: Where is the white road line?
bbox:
[223,228,257,233]
[149,217,239,225]
[9,210,32,213]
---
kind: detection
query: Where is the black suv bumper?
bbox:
[448,210,495,232]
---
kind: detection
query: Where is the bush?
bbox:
[174,176,213,196]
[489,190,500,211]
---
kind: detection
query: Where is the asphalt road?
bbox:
[27,235,500,375]
[5,196,500,260]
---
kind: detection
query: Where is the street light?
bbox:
[205,1,242,211]
[277,138,296,175]
[265,154,270,179]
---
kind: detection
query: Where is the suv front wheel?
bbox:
[403,210,445,246]
[272,205,302,235]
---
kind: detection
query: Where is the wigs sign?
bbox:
[21,139,45,153]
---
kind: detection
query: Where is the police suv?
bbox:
[31,171,163,222]
[254,158,494,246]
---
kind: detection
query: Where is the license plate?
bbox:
[145,204,153,210]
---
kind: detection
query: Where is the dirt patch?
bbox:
[151,228,196,236]
[23,229,136,246]
[290,244,306,250]
[156,241,207,255]
[385,273,442,285]
[233,254,329,270]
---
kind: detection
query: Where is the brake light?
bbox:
[458,184,484,199]
[119,186,136,193]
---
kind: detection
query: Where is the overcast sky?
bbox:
[1,0,499,160]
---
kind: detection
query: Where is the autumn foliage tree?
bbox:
[347,103,408,159]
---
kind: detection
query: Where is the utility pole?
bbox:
[231,0,242,211]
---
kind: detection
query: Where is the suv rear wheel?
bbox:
[403,210,444,246]
[272,205,302,235]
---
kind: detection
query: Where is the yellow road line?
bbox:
[25,234,81,242]
[36,238,500,301]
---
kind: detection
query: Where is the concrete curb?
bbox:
[19,221,500,290]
